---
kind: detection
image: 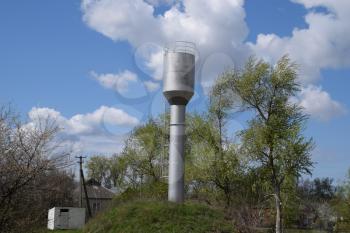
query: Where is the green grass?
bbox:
[256,228,327,233]
[37,230,81,233]
[284,230,326,233]
[42,227,326,233]
[83,200,235,233]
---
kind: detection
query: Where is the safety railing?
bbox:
[164,41,196,55]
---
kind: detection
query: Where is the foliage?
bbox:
[111,181,168,206]
[217,56,314,232]
[185,75,251,210]
[298,178,336,203]
[0,105,73,233]
[85,155,127,190]
[85,156,111,188]
[332,169,350,232]
[186,111,265,232]
[85,117,169,193]
[121,117,166,184]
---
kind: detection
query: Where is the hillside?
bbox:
[81,200,235,233]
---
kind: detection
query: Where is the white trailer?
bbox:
[47,207,85,230]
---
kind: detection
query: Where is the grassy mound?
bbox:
[83,200,235,233]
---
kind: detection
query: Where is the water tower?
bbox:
[163,41,196,203]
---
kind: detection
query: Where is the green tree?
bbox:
[86,156,111,187]
[187,113,266,231]
[86,116,169,192]
[220,56,314,232]
[86,154,128,191]
[109,155,128,190]
[121,117,167,186]
[333,169,350,231]
[0,105,72,232]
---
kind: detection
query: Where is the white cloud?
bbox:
[81,0,249,85]
[249,0,350,84]
[91,70,137,93]
[28,106,140,154]
[28,107,66,124]
[201,52,235,90]
[145,50,164,81]
[81,0,161,46]
[145,0,177,7]
[144,80,160,92]
[72,134,126,155]
[297,85,347,121]
[29,106,139,135]
[67,106,139,134]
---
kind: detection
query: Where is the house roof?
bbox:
[83,179,115,199]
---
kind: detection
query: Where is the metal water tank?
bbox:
[163,41,195,105]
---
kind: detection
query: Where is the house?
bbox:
[81,179,115,216]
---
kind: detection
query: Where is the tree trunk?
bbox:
[224,188,231,208]
[274,187,283,233]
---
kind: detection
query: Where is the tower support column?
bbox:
[168,104,186,203]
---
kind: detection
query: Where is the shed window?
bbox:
[93,202,101,211]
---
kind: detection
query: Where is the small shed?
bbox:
[47,207,85,230]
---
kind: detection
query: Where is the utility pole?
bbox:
[76,156,92,218]
[77,156,85,208]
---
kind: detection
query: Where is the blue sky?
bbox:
[1,0,349,181]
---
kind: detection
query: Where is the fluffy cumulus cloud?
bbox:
[144,80,160,92]
[81,0,349,121]
[249,0,350,84]
[92,69,161,94]
[144,0,177,7]
[248,0,350,120]
[145,50,164,81]
[297,85,347,121]
[91,70,138,93]
[81,0,161,45]
[28,106,139,154]
[81,0,249,87]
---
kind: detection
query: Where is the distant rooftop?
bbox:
[84,179,115,199]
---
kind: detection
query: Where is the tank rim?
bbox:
[164,41,196,55]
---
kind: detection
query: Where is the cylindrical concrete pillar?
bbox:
[168,104,186,203]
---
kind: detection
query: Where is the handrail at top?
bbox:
[164,41,196,55]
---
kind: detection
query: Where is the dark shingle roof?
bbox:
[83,179,115,199]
